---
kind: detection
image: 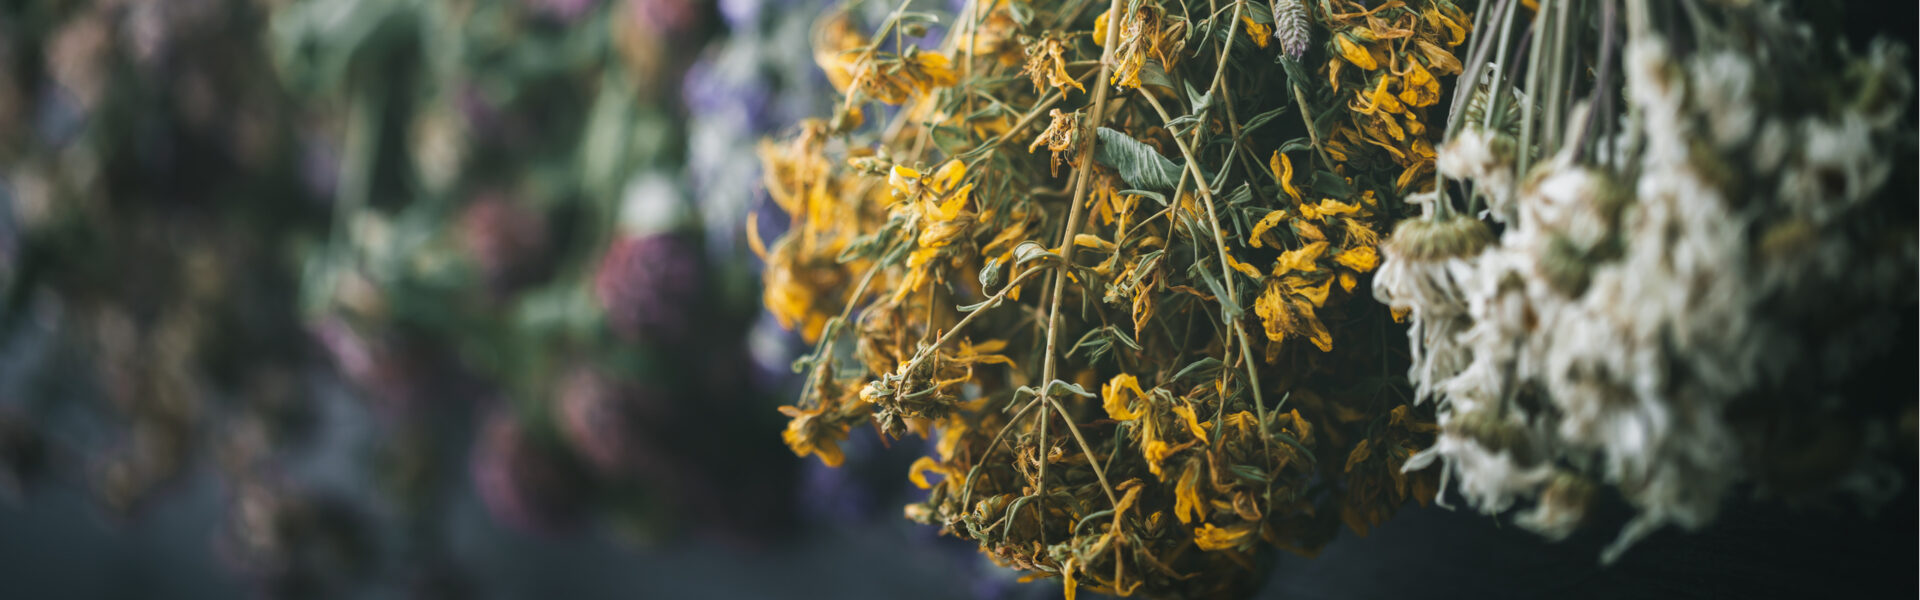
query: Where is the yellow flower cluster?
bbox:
[760,1,1470,596]
[1320,0,1471,193]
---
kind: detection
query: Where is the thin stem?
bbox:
[1446,0,1507,138]
[794,258,886,409]
[1543,0,1575,152]
[1036,0,1133,517]
[1517,0,1548,177]
[836,0,919,119]
[1291,83,1338,172]
[1572,0,1617,164]
[1045,395,1118,506]
[900,265,1052,378]
[1483,0,1524,132]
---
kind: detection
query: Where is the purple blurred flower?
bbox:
[470,411,588,535]
[594,233,704,344]
[716,0,762,32]
[553,367,676,479]
[624,0,702,37]
[309,318,428,417]
[682,54,775,133]
[458,193,550,296]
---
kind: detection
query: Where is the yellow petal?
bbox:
[888,165,922,199]
[1241,14,1272,49]
[1175,464,1203,524]
[1254,281,1292,343]
[1193,523,1254,551]
[1144,440,1172,478]
[1335,245,1379,272]
[1368,75,1405,115]
[1294,216,1326,242]
[1074,233,1118,252]
[914,52,958,88]
[1305,310,1333,352]
[1272,151,1302,202]
[929,185,969,221]
[1399,59,1441,107]
[1102,374,1147,421]
[1173,403,1209,444]
[1288,274,1334,307]
[1250,209,1290,248]
[1312,199,1362,218]
[931,159,967,193]
[1336,34,1379,70]
[908,456,942,488]
[1345,439,1372,473]
[1224,249,1264,280]
[1273,241,1329,277]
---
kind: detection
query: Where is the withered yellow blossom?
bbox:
[763,1,1465,597]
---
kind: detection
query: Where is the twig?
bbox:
[1035,0,1134,518]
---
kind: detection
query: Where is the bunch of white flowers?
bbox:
[1378,0,1915,562]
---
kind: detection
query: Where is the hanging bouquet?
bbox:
[761,0,1477,596]
[1380,0,1916,561]
[765,0,1915,596]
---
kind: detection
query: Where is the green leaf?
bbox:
[1118,189,1169,206]
[978,255,1006,289]
[1173,357,1223,381]
[1189,261,1241,320]
[1093,127,1185,191]
[1185,82,1213,115]
[1240,105,1292,137]
[1013,240,1061,266]
[1229,465,1271,484]
[1067,328,1112,360]
[1276,55,1311,89]
[1138,61,1176,91]
[1045,379,1097,398]
[1277,137,1315,154]
[956,297,999,312]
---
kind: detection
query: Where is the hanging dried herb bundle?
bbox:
[759,0,1474,596]
[1381,0,1917,562]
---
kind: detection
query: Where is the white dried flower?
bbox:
[1687,50,1759,148]
[1435,128,1518,222]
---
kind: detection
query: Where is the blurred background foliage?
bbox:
[0,0,1026,597]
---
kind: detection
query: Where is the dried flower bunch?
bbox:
[761,0,1475,596]
[1379,0,1918,562]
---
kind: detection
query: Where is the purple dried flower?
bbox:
[594,233,704,344]
[624,0,702,37]
[309,318,426,416]
[683,54,775,133]
[459,194,549,296]
[469,411,587,535]
[1273,0,1311,60]
[553,367,677,479]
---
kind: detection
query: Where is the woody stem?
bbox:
[1036,0,1132,519]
